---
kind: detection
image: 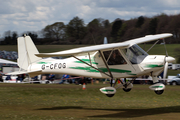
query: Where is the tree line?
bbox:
[1,13,180,45]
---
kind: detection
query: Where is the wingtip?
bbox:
[145,33,173,37]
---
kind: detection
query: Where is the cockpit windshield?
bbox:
[122,44,148,64]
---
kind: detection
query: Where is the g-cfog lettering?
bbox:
[42,63,66,70]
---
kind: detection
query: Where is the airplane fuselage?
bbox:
[28,54,166,79]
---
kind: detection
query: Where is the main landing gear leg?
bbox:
[122,78,132,92]
[120,78,134,92]
[110,78,113,87]
[105,78,115,97]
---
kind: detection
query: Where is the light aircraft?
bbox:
[9,33,175,97]
[0,58,17,65]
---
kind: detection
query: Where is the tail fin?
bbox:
[17,36,42,70]
[103,37,108,44]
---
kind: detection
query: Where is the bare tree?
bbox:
[43,22,66,40]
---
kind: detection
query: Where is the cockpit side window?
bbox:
[103,49,127,65]
[122,44,148,64]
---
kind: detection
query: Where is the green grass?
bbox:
[0,83,180,120]
[0,44,179,58]
[167,69,180,76]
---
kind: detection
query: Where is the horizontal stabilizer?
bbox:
[6,71,29,75]
[7,70,42,77]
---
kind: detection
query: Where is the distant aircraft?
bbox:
[8,33,175,97]
[0,58,17,64]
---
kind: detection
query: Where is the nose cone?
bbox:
[166,56,175,62]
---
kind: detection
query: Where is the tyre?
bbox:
[154,90,164,95]
[123,88,132,92]
[106,94,114,97]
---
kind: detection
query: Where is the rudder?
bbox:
[17,36,42,70]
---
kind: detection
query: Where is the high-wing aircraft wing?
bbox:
[127,33,172,44]
[36,43,129,57]
[35,33,172,57]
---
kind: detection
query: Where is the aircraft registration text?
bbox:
[41,63,66,70]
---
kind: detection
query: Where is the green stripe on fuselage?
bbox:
[69,66,132,73]
[37,62,51,64]
[145,64,163,68]
[74,59,98,65]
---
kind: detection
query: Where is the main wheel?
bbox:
[123,88,132,92]
[154,90,164,95]
[106,94,115,97]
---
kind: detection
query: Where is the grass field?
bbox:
[0,83,180,120]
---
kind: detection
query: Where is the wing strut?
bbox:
[98,50,114,87]
[98,50,113,79]
[72,55,111,78]
[88,53,92,65]
[72,51,114,86]
[146,40,159,53]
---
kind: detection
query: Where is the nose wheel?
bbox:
[154,90,164,95]
[123,88,132,92]
[149,82,165,95]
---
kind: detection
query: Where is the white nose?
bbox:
[165,56,175,62]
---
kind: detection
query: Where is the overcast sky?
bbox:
[0,0,180,37]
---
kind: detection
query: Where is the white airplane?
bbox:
[9,33,175,97]
[0,58,17,65]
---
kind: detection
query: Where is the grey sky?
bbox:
[0,0,180,36]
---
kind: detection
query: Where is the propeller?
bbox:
[163,61,168,80]
[163,39,168,80]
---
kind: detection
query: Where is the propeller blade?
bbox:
[163,62,168,80]
[162,38,169,80]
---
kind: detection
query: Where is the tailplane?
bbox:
[17,36,42,70]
